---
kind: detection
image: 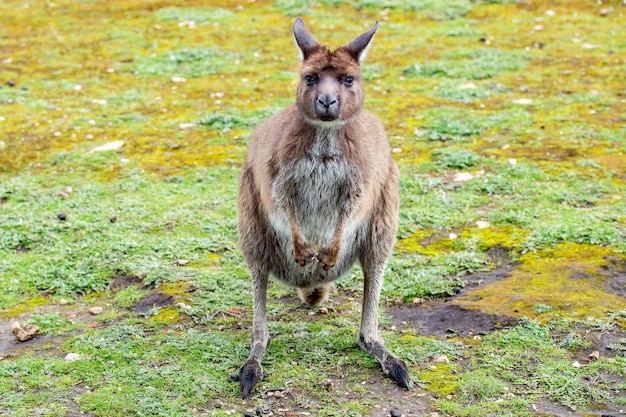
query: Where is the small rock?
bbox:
[175,302,193,314]
[255,406,265,416]
[89,140,124,153]
[89,306,104,315]
[453,172,474,182]
[109,216,117,223]
[65,353,81,362]
[588,351,600,361]
[390,410,402,417]
[432,354,450,364]
[519,85,529,93]
[58,213,67,221]
[412,298,424,304]
[318,307,328,314]
[599,8,611,16]
[458,82,477,89]
[11,321,40,342]
[59,298,69,305]
[476,220,490,229]
[448,233,458,240]
[176,259,189,266]
[571,361,581,368]
[244,411,255,417]
[393,298,403,306]
[6,80,16,87]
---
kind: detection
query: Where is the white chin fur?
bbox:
[303,115,349,130]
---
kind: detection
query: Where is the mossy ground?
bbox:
[1,1,625,416]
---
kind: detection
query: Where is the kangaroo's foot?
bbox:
[358,333,410,389]
[292,238,317,267]
[317,244,339,271]
[233,358,265,398]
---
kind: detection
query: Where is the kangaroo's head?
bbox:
[293,18,379,126]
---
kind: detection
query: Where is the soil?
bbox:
[389,247,520,337]
[235,368,432,417]
[604,257,626,296]
[390,302,518,338]
[133,292,174,314]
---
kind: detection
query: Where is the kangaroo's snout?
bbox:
[315,93,339,120]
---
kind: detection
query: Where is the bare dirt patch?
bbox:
[391,302,518,338]
[133,292,174,314]
[110,275,145,290]
[603,256,626,296]
[390,248,519,337]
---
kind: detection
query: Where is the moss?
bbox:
[158,281,191,298]
[0,296,48,319]
[146,306,180,325]
[456,243,626,320]
[418,363,459,396]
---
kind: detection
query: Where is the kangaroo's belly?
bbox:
[268,152,366,287]
[269,213,364,287]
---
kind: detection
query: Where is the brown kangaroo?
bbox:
[235,17,409,398]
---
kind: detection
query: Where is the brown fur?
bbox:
[234,17,410,398]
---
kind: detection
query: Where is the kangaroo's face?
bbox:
[297,49,363,123]
[293,18,379,125]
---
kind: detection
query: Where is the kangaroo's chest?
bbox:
[271,131,362,245]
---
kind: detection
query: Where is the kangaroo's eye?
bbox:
[304,75,316,86]
[344,76,355,87]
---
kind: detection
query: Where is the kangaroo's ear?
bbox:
[344,21,379,64]
[293,17,320,60]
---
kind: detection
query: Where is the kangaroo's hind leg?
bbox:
[235,166,271,398]
[357,169,410,389]
[235,266,270,398]
[358,260,410,389]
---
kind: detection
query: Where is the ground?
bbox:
[1,0,625,416]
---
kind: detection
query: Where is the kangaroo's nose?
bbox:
[317,95,337,109]
[314,94,339,120]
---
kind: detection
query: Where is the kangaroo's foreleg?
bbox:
[317,184,363,271]
[358,262,410,389]
[236,267,270,398]
[284,204,317,267]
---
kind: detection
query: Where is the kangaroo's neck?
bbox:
[308,123,343,158]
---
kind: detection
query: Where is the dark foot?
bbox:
[236,358,264,398]
[383,355,410,389]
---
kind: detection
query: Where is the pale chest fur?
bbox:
[270,128,363,248]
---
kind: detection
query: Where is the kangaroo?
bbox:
[235,17,409,398]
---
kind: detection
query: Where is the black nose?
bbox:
[314,94,339,120]
[317,95,337,109]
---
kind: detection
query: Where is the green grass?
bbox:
[1,0,626,416]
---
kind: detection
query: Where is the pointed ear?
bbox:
[345,21,379,64]
[293,17,319,60]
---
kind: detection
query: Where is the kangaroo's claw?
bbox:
[384,355,411,390]
[236,358,264,398]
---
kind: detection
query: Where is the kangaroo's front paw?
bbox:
[383,354,411,390]
[235,358,264,398]
[317,245,339,271]
[292,240,317,267]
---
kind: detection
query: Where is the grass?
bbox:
[1,0,626,416]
